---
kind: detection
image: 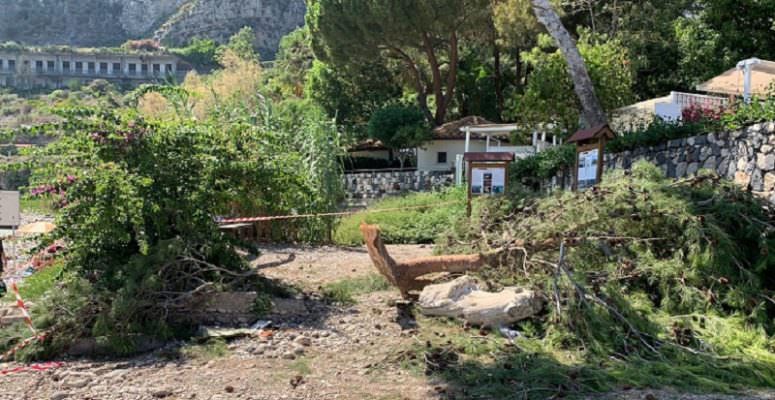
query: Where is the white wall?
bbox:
[417,140,486,172]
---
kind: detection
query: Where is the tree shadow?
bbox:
[411,296,775,400]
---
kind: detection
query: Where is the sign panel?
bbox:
[577,148,599,190]
[0,191,21,228]
[471,167,506,195]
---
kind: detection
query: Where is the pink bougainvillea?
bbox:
[682,103,725,123]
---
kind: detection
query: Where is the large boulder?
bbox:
[418,276,543,327]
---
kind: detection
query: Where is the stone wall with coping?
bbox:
[604,122,775,199]
[343,170,455,203]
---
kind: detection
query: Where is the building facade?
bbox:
[0,50,190,89]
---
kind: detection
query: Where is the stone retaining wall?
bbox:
[604,121,775,199]
[343,170,454,202]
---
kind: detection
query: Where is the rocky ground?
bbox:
[0,245,773,400]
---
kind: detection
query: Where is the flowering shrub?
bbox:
[682,103,725,123]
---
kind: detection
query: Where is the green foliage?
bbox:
[171,38,220,71]
[512,31,634,134]
[334,188,466,246]
[180,338,229,360]
[5,76,344,353]
[306,60,402,138]
[308,0,489,125]
[608,95,775,153]
[430,162,775,396]
[607,119,715,153]
[16,263,65,302]
[321,273,391,305]
[367,105,430,152]
[509,145,575,187]
[266,26,315,99]
[222,27,260,62]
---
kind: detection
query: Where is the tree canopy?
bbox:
[308,0,489,126]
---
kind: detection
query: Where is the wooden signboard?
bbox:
[464,152,514,216]
[566,124,615,191]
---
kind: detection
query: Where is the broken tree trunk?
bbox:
[360,223,502,299]
[418,276,543,327]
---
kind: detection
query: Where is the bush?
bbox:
[432,162,775,393]
[5,99,343,356]
[509,145,575,189]
[607,118,715,153]
[608,94,775,154]
[334,188,465,246]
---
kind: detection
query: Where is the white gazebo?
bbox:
[456,123,560,185]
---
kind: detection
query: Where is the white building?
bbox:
[0,49,190,89]
[416,116,557,174]
[612,58,775,131]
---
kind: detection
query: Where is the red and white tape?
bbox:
[0,361,62,375]
[218,201,462,225]
[11,282,36,335]
[0,283,47,362]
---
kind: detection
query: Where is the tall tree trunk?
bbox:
[530,0,608,128]
[515,48,523,89]
[422,31,459,126]
[493,36,504,121]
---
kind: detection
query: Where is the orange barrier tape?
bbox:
[218,201,462,225]
[10,283,36,335]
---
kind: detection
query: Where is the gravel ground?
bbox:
[0,244,773,400]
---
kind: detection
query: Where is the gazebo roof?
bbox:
[697,59,775,97]
[432,116,495,140]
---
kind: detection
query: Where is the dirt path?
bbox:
[1,245,773,400]
[0,245,442,400]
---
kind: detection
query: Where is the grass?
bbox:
[179,338,230,360]
[398,314,775,399]
[321,273,391,305]
[20,197,56,214]
[333,187,466,246]
[289,357,312,375]
[14,262,64,302]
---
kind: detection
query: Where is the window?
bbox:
[113,62,121,74]
[165,63,173,73]
[437,152,448,164]
[153,64,161,74]
[141,64,149,75]
[75,61,83,73]
[99,62,108,73]
[87,62,95,73]
[62,61,71,72]
[0,60,4,70]
[8,60,16,71]
[47,60,55,71]
[35,60,43,72]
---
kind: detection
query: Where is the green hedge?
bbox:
[334,188,466,246]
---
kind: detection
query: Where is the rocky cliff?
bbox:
[0,0,305,59]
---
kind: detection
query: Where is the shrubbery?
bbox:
[334,188,465,246]
[609,94,775,153]
[2,58,343,357]
[509,145,575,189]
[435,162,775,392]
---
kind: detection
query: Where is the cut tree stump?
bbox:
[360,223,502,299]
[418,276,543,327]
